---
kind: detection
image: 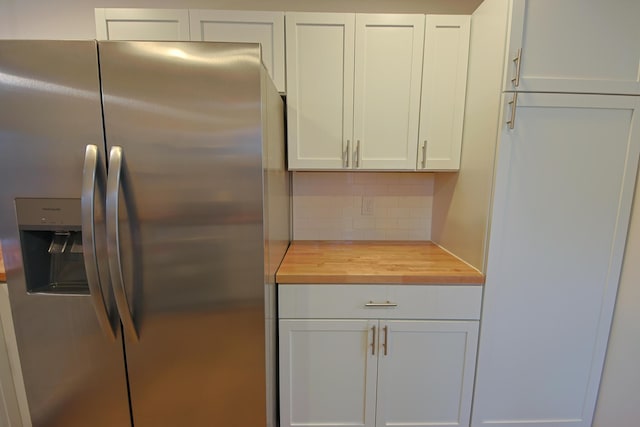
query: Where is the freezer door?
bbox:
[0,41,130,427]
[98,41,270,426]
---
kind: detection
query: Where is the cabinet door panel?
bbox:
[354,14,424,170]
[472,94,640,427]
[286,13,355,170]
[419,16,470,170]
[189,10,285,92]
[95,8,190,41]
[376,321,478,427]
[504,0,640,94]
[279,319,377,427]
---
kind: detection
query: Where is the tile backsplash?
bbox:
[292,172,434,240]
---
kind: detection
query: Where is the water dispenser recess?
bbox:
[15,198,89,295]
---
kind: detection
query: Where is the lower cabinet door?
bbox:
[375,320,479,427]
[279,319,378,427]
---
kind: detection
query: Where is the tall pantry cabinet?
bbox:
[471,1,640,427]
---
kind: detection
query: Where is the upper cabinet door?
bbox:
[418,15,470,171]
[286,13,355,170]
[504,0,640,95]
[353,14,424,170]
[190,10,285,92]
[95,8,190,41]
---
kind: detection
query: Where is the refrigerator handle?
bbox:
[81,145,117,340]
[106,146,139,342]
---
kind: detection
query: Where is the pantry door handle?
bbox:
[81,144,116,340]
[354,140,361,168]
[365,301,398,308]
[511,48,522,87]
[506,92,518,130]
[421,140,427,169]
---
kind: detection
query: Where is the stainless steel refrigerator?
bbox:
[0,40,290,427]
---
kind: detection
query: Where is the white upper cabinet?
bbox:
[353,14,425,170]
[95,9,285,91]
[504,0,640,95]
[189,10,285,92]
[285,13,355,170]
[418,16,470,170]
[95,8,190,41]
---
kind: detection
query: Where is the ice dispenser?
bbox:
[16,198,89,295]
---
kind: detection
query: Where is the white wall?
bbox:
[293,172,434,241]
[0,0,482,40]
[430,0,509,270]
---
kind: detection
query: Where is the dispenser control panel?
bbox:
[15,198,82,230]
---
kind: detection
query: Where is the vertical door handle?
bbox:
[511,48,522,87]
[344,140,351,168]
[371,325,376,355]
[421,140,427,169]
[354,140,361,168]
[106,146,138,341]
[383,325,389,356]
[506,92,518,130]
[81,145,116,340]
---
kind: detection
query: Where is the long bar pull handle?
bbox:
[383,325,389,356]
[365,301,398,308]
[371,325,376,355]
[106,146,138,341]
[506,92,518,130]
[511,48,522,87]
[82,145,116,340]
[344,140,351,168]
[354,140,361,168]
[421,140,427,169]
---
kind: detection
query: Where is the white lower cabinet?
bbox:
[279,285,481,427]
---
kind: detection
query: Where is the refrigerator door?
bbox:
[0,41,130,427]
[98,41,270,426]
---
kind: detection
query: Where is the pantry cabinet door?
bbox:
[353,14,424,170]
[504,0,640,95]
[285,13,355,170]
[375,320,478,427]
[473,94,640,427]
[418,15,470,171]
[279,319,377,427]
[189,10,285,92]
[95,8,190,41]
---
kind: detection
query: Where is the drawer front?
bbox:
[278,284,482,320]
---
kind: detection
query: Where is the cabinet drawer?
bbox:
[278,284,482,320]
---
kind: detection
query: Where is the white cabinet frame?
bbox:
[190,10,285,92]
[95,8,190,41]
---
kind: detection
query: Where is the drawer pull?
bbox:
[365,301,398,308]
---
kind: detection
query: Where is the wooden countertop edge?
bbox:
[277,275,484,285]
[275,240,485,285]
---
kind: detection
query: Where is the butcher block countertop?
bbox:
[276,241,484,285]
[0,247,5,282]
